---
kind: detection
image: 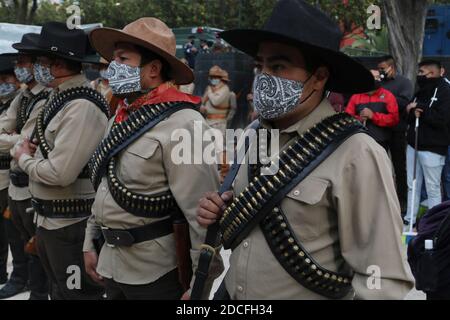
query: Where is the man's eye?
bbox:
[271,64,284,72]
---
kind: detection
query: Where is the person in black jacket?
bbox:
[440,66,450,201]
[378,56,414,215]
[404,60,450,227]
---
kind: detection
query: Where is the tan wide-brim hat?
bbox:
[221,70,230,82]
[89,17,194,85]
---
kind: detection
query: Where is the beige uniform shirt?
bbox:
[18,74,108,230]
[225,99,414,300]
[0,92,20,191]
[83,107,224,293]
[0,84,48,201]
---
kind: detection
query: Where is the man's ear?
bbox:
[311,66,329,91]
[142,60,163,79]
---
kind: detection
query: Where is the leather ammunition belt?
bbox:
[10,169,29,187]
[107,157,178,218]
[0,155,12,170]
[17,90,50,134]
[101,218,173,247]
[88,101,198,190]
[36,87,110,159]
[219,113,366,299]
[31,197,94,219]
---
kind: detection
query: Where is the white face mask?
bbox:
[105,60,142,95]
[14,66,34,84]
[252,72,314,120]
[33,63,55,87]
[0,82,17,98]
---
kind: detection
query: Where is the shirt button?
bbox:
[237,285,244,292]
[243,241,249,248]
[293,190,300,196]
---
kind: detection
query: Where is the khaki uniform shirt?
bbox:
[0,84,48,201]
[18,74,108,230]
[0,92,20,191]
[225,99,414,300]
[83,107,224,294]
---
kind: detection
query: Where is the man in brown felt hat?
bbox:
[12,22,109,300]
[196,0,414,300]
[83,17,223,300]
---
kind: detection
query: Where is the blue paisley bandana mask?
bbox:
[14,67,34,84]
[0,83,17,98]
[33,63,55,87]
[105,61,141,95]
[253,72,312,120]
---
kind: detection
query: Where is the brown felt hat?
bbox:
[89,17,194,85]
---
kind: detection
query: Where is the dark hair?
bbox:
[137,46,171,82]
[379,55,395,68]
[419,59,442,69]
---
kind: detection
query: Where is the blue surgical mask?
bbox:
[14,67,34,84]
[209,78,221,86]
[105,60,141,95]
[0,83,17,98]
[33,63,55,87]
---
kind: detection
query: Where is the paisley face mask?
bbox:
[105,61,142,95]
[14,67,34,84]
[99,69,109,80]
[33,63,55,87]
[252,72,314,120]
[0,83,17,98]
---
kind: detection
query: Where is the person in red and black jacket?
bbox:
[345,70,399,150]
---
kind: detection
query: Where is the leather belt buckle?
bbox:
[101,227,135,248]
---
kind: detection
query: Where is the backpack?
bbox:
[407,201,450,292]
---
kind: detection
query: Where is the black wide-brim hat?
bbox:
[0,53,18,74]
[20,22,89,63]
[220,0,374,94]
[12,33,40,52]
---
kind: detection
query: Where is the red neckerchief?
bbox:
[115,83,201,123]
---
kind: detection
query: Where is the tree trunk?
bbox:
[383,0,429,82]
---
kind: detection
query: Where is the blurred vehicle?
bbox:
[173,26,226,58]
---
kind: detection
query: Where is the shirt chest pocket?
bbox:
[282,176,331,241]
[119,137,164,186]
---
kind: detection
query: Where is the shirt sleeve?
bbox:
[334,137,414,299]
[0,94,20,152]
[345,95,361,121]
[163,111,225,298]
[18,99,108,187]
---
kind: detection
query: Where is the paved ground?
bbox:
[1,247,426,300]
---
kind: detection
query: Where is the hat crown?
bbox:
[263,0,342,51]
[123,18,176,56]
[38,22,87,58]
[20,33,40,47]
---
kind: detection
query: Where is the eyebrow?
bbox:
[255,55,293,63]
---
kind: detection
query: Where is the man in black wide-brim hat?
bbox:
[197,0,415,299]
[12,22,108,300]
[0,33,51,300]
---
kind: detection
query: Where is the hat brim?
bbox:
[16,46,88,63]
[89,28,194,85]
[220,29,374,94]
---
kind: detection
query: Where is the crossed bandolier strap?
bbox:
[219,113,365,299]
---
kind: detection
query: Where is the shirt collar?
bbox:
[56,74,89,92]
[29,82,46,95]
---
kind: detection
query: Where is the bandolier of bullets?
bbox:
[88,101,196,190]
[36,87,110,159]
[219,113,364,298]
[106,157,177,218]
[36,198,95,218]
[0,154,12,170]
[16,90,50,134]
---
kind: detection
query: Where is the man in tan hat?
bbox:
[12,22,109,300]
[84,17,223,300]
[196,0,413,300]
[201,65,232,138]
